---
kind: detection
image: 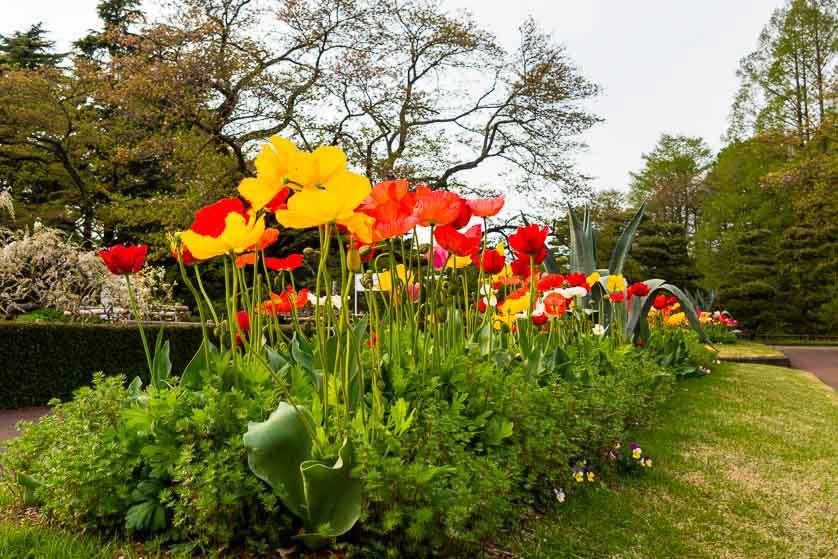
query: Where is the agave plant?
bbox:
[546,203,709,343]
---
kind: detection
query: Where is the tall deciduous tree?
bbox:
[628,134,712,235]
[728,0,837,145]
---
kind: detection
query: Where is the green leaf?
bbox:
[181,339,216,389]
[125,500,167,533]
[244,402,314,519]
[295,439,362,548]
[151,339,171,390]
[608,202,645,276]
[476,323,492,355]
[17,473,43,506]
[624,281,710,343]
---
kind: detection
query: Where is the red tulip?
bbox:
[449,199,473,229]
[471,248,506,274]
[536,273,565,291]
[413,187,463,227]
[262,287,309,315]
[433,224,482,257]
[174,245,198,266]
[265,253,304,272]
[235,310,251,346]
[532,313,548,325]
[509,224,549,263]
[235,253,258,268]
[610,292,625,302]
[652,294,669,310]
[191,198,248,237]
[565,272,589,290]
[627,282,650,297]
[99,244,148,275]
[466,196,505,217]
[510,257,532,278]
[265,187,291,212]
[543,292,568,315]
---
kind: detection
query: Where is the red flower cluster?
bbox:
[99,244,148,275]
[357,181,505,245]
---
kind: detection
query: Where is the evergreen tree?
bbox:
[717,228,781,334]
[75,0,144,59]
[631,219,702,291]
[0,23,63,70]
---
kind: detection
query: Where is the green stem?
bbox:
[124,274,153,377]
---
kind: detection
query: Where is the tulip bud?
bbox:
[361,274,374,289]
[303,247,315,256]
[347,248,362,272]
[358,244,372,256]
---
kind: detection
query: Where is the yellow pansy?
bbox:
[586,271,600,286]
[374,264,412,292]
[180,213,267,260]
[606,274,626,293]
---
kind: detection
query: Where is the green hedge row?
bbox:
[0,322,203,409]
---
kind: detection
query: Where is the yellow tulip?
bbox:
[586,271,600,286]
[606,274,626,293]
[180,213,266,260]
[445,255,472,269]
[275,170,372,232]
[237,137,298,211]
[493,294,530,330]
[374,264,412,292]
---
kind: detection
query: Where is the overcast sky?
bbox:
[2,0,783,194]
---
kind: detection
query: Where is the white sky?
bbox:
[1,0,782,194]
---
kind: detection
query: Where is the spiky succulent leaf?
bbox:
[608,202,645,276]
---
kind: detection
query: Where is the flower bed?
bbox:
[2,137,714,557]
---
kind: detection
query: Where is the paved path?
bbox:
[0,406,49,443]
[775,346,838,389]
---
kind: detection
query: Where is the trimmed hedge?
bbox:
[0,322,203,409]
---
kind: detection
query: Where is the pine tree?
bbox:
[631,219,702,291]
[0,23,63,70]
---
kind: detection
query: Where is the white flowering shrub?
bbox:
[0,224,176,320]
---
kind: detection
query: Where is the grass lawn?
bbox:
[714,340,787,360]
[0,362,835,559]
[508,362,837,559]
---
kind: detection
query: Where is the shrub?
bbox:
[0,322,203,408]
[0,225,175,319]
[3,372,296,553]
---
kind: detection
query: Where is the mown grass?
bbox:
[0,363,835,559]
[715,340,786,359]
[507,363,838,559]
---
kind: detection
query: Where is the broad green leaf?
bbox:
[181,339,216,389]
[295,439,362,548]
[243,402,314,519]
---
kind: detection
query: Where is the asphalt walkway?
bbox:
[775,346,838,389]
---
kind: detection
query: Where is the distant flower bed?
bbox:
[4,137,714,557]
